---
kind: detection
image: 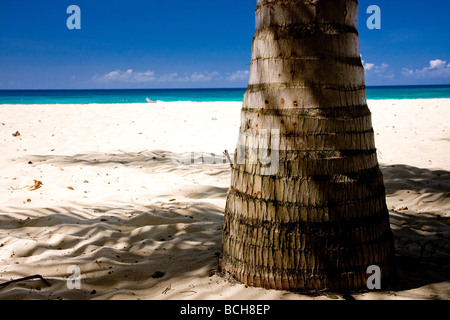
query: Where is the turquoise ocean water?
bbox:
[1,85,450,104]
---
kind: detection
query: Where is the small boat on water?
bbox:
[146,97,157,103]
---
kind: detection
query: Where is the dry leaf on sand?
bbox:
[28,180,43,191]
[11,180,43,191]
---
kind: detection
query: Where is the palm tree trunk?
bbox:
[220,0,395,292]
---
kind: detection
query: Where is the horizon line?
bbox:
[1,84,450,91]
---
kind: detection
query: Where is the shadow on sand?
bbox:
[0,151,448,298]
[382,164,450,295]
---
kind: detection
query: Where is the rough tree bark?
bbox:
[220,0,395,292]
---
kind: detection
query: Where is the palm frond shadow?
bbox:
[381,164,450,293]
[0,200,224,299]
[2,150,448,298]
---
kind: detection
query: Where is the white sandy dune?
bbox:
[0,99,449,300]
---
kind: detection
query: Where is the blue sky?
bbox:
[0,0,449,89]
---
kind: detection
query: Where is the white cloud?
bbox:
[365,62,389,73]
[429,59,447,70]
[227,70,249,81]
[362,55,388,73]
[377,63,389,73]
[155,71,220,83]
[402,59,450,78]
[158,72,181,82]
[133,70,156,82]
[94,69,249,84]
[189,71,219,82]
[95,69,155,83]
[362,59,393,79]
[363,63,375,71]
[94,70,220,83]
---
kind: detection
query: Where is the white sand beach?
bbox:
[0,99,449,300]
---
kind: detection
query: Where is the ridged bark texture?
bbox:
[220,0,395,292]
